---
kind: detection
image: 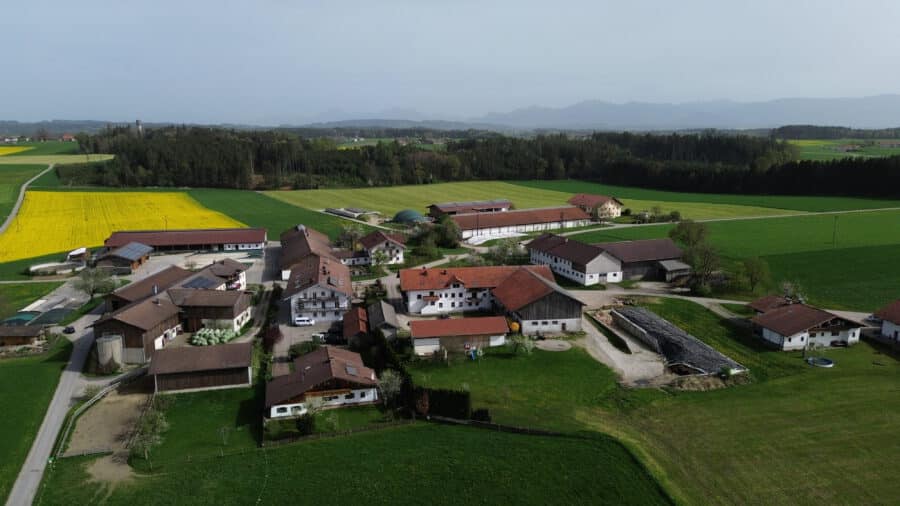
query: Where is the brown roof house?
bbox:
[527,233,624,286]
[367,300,401,339]
[149,342,253,394]
[410,316,509,356]
[283,254,351,324]
[167,289,252,332]
[342,306,369,344]
[106,265,193,311]
[567,194,624,220]
[265,346,378,419]
[428,199,512,218]
[593,238,685,281]
[750,300,861,351]
[95,242,153,274]
[874,299,900,344]
[492,267,584,335]
[93,295,182,364]
[0,325,45,347]
[452,206,590,241]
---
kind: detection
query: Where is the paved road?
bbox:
[5,311,100,506]
[0,164,53,235]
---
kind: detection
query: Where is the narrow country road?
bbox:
[0,164,53,235]
[5,312,99,506]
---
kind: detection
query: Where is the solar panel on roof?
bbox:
[112,242,153,261]
[182,277,219,289]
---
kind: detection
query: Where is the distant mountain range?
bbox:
[4,95,900,135]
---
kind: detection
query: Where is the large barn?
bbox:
[105,228,266,252]
[149,342,253,394]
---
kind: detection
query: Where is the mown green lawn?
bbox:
[0,338,71,503]
[0,282,63,319]
[189,188,367,239]
[571,210,900,311]
[513,180,900,212]
[39,424,670,506]
[0,164,49,223]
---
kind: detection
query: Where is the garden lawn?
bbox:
[0,338,71,503]
[0,282,63,319]
[0,191,244,262]
[571,210,900,310]
[38,424,671,506]
[513,180,900,212]
[409,346,618,432]
[264,181,803,221]
[0,164,49,223]
[188,189,363,240]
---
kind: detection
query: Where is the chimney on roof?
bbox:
[152,284,158,295]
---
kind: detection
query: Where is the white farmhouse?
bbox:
[451,206,591,241]
[567,193,624,220]
[527,234,623,286]
[750,302,861,351]
[875,300,900,344]
[265,346,378,419]
[283,255,351,323]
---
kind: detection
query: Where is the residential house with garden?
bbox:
[567,193,624,220]
[749,297,861,351]
[410,316,509,356]
[265,346,378,419]
[283,254,351,324]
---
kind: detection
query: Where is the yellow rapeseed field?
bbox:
[0,191,245,262]
[0,146,32,156]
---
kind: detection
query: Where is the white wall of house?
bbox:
[223,242,265,251]
[226,271,247,290]
[761,326,860,351]
[881,320,900,341]
[808,328,860,347]
[405,286,494,315]
[269,387,379,418]
[597,201,623,219]
[368,241,404,265]
[152,325,181,351]
[202,306,253,332]
[288,284,350,322]
[519,318,582,335]
[529,249,622,286]
[460,219,590,239]
[414,338,441,356]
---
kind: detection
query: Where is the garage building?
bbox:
[149,342,253,393]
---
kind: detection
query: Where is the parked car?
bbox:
[62,326,76,334]
[293,317,315,326]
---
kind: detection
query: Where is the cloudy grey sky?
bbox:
[3,0,899,124]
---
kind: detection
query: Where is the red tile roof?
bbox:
[359,230,406,250]
[492,267,582,312]
[567,194,623,209]
[451,207,589,231]
[411,316,509,339]
[875,300,900,325]
[400,265,554,292]
[750,304,847,337]
[105,228,265,248]
[343,306,369,339]
[748,295,795,313]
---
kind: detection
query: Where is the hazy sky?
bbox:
[3,0,900,124]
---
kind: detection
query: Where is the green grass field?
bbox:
[788,138,900,161]
[264,181,828,221]
[512,180,900,212]
[38,424,670,506]
[571,210,900,310]
[188,189,366,239]
[0,154,113,166]
[0,338,71,503]
[2,141,79,156]
[0,282,63,319]
[0,164,50,223]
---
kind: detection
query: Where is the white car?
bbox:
[294,317,315,326]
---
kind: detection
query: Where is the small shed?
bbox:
[0,325,44,346]
[658,259,692,282]
[148,342,253,393]
[96,242,153,274]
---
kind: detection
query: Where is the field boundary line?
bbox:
[0,164,54,234]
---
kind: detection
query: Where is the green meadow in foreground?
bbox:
[0,164,50,222]
[0,282,64,319]
[0,339,71,503]
[38,424,670,506]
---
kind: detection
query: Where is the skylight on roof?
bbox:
[345,365,358,376]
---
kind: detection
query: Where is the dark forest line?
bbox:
[64,126,900,198]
